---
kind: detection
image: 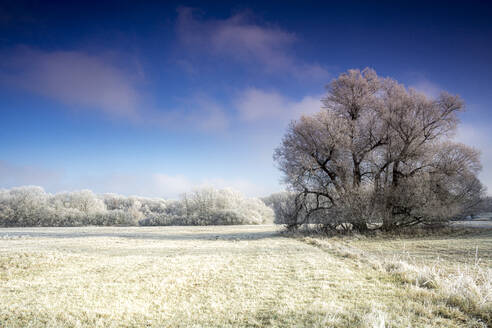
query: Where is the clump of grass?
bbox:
[377,250,491,325]
[382,257,440,289]
[441,265,491,324]
[300,231,492,326]
[362,308,387,328]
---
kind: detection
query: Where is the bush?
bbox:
[89,210,137,226]
[0,186,274,227]
[263,192,312,226]
[140,188,274,226]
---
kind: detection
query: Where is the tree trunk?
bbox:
[353,158,361,188]
[392,161,400,187]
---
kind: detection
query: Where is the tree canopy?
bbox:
[274,68,484,231]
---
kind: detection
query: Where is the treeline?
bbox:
[0,186,274,227]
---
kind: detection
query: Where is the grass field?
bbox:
[0,225,491,327]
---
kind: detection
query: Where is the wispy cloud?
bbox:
[408,74,443,98]
[151,95,229,132]
[0,160,64,190]
[235,88,321,122]
[0,160,275,198]
[81,172,278,198]
[150,174,269,198]
[0,46,140,118]
[176,7,330,80]
[0,46,231,132]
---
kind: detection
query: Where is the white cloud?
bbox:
[0,160,64,190]
[176,7,330,80]
[81,173,194,199]
[408,76,442,98]
[235,88,322,122]
[0,46,140,118]
[82,173,275,198]
[0,160,277,198]
[0,46,231,132]
[152,95,229,132]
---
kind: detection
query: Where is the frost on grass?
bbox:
[3,225,489,327]
[362,308,387,328]
[330,236,492,326]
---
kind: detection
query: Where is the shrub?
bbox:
[0,186,273,226]
[262,192,303,225]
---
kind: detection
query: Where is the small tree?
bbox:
[274,68,485,232]
[262,192,309,227]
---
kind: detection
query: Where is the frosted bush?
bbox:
[0,186,273,226]
[262,192,299,224]
[90,210,136,226]
[179,188,274,225]
[0,186,51,226]
[380,254,491,324]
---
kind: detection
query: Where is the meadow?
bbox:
[0,224,490,327]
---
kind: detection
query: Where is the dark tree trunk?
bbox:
[353,158,361,188]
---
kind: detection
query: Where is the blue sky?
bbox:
[1,0,491,198]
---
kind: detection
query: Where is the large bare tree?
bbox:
[274,68,484,231]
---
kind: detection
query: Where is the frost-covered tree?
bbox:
[180,188,274,225]
[274,68,485,231]
[54,190,106,214]
[0,186,50,226]
[0,186,274,227]
[262,192,302,225]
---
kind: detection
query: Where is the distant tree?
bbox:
[458,196,492,219]
[480,197,492,213]
[274,68,485,232]
[179,188,274,225]
[262,192,304,226]
[1,186,274,227]
[0,186,50,226]
[57,190,106,214]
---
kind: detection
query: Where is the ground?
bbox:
[0,224,490,327]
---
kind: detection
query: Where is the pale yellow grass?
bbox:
[0,225,490,327]
[301,228,492,327]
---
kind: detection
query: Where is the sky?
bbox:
[0,0,491,198]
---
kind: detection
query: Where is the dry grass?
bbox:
[0,225,491,327]
[300,227,492,327]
